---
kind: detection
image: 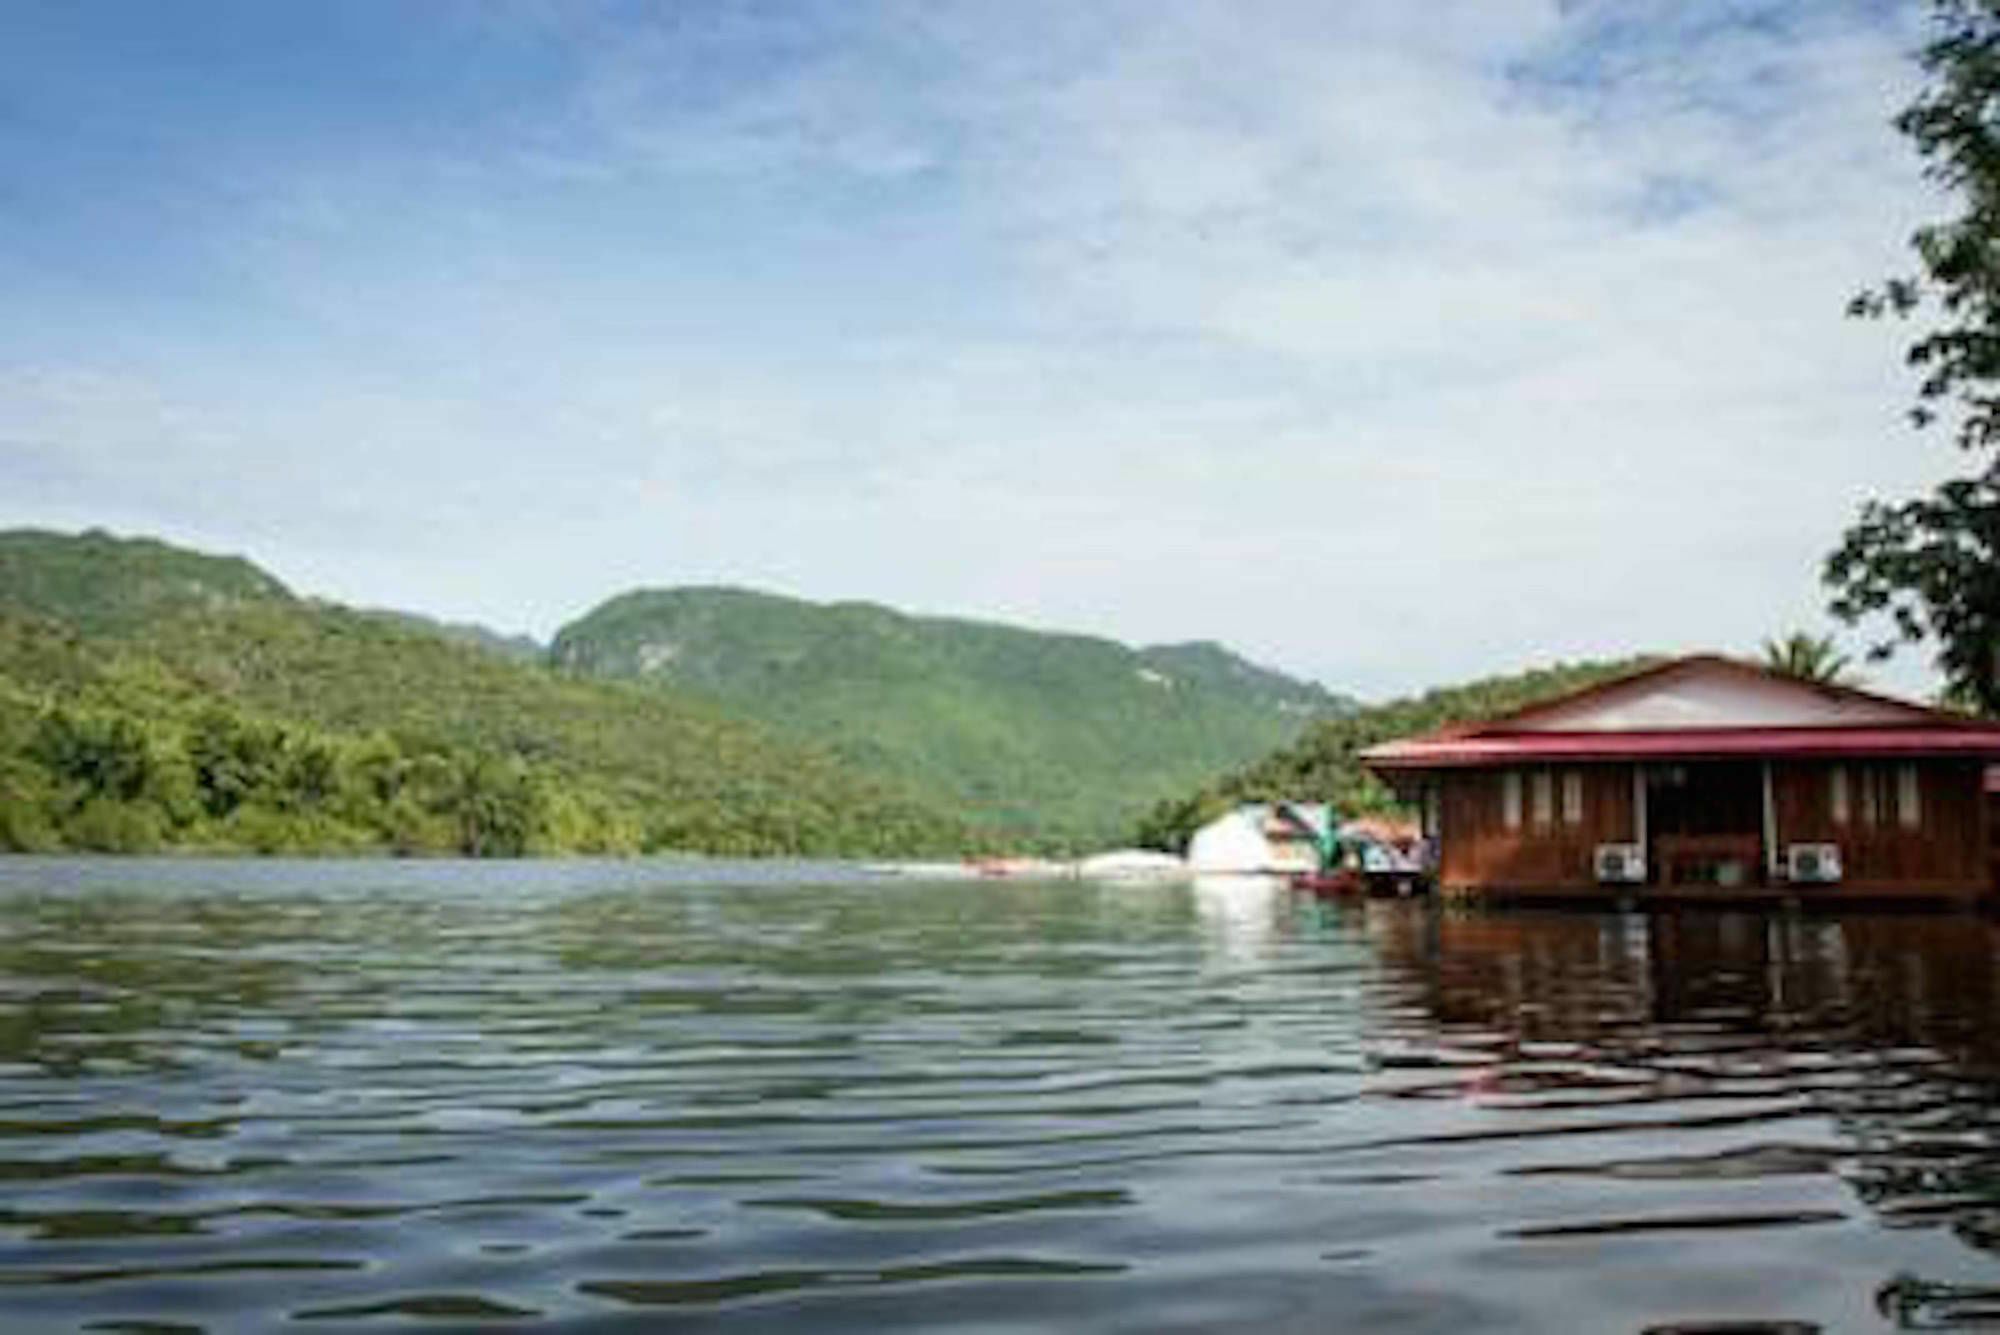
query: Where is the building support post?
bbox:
[1633,767,1648,882]
[1761,761,1779,885]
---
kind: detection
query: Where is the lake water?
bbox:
[6,860,2000,1333]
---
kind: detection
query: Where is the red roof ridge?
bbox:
[1485,719,2000,738]
[1361,653,1987,765]
[1364,726,2000,768]
[1408,653,1948,740]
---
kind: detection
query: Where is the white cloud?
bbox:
[0,0,1961,700]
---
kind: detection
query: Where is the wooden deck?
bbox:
[1653,833,1763,889]
[1437,879,1990,908]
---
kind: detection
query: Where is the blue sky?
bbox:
[0,0,1954,698]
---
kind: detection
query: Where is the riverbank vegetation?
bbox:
[0,531,1683,862]
[0,529,1361,856]
[0,604,988,859]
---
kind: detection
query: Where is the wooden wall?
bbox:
[1431,757,1989,898]
[1437,765,1632,891]
[1773,759,1987,895]
[1990,790,1999,893]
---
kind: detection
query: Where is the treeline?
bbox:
[0,604,990,859]
[3,701,627,855]
[0,528,1681,862]
[1132,657,1658,851]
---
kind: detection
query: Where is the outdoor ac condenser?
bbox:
[1786,843,1843,884]
[1594,843,1645,884]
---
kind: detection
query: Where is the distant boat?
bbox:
[967,856,1073,879]
[1289,867,1365,896]
[1290,853,1428,899]
[1291,814,1431,897]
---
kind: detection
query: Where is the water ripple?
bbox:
[4,862,2000,1330]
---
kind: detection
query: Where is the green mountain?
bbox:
[1133,656,1661,850]
[0,527,292,634]
[357,607,544,662]
[0,531,985,858]
[549,586,1351,846]
[1138,640,1336,716]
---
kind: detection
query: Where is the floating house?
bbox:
[1361,656,2000,901]
[1187,802,1333,875]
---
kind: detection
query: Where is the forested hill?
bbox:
[548,586,1353,847]
[1136,640,1343,712]
[0,527,292,634]
[0,531,987,857]
[356,607,544,662]
[1132,656,1661,851]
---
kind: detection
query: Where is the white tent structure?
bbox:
[1186,803,1331,875]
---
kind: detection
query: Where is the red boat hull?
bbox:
[1290,870,1365,896]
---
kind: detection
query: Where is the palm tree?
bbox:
[1762,632,1855,686]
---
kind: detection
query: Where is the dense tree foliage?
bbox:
[550,587,1352,848]
[10,690,558,856]
[0,556,993,858]
[358,607,543,662]
[1837,0,2000,714]
[5,528,1661,862]
[1131,657,1657,852]
[1826,475,1999,713]
[0,527,291,634]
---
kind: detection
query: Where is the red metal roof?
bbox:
[1366,725,2000,769]
[1361,655,2000,772]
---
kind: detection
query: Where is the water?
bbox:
[5,860,2000,1332]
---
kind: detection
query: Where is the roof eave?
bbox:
[1363,727,2000,771]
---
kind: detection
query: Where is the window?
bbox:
[1830,767,1849,825]
[1531,770,1553,826]
[1897,764,1921,830]
[1561,770,1584,825]
[1859,766,1880,827]
[1501,770,1522,830]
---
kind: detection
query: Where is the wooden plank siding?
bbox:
[1772,759,1986,897]
[1438,765,1632,891]
[1435,758,1989,900]
[1991,790,1999,893]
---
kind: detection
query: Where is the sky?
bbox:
[0,0,1962,700]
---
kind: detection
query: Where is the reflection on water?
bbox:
[1189,874,1289,963]
[4,858,2000,1331]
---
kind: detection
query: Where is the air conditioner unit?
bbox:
[1786,843,1843,884]
[1594,843,1645,884]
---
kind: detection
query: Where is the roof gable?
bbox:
[1480,656,1937,734]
